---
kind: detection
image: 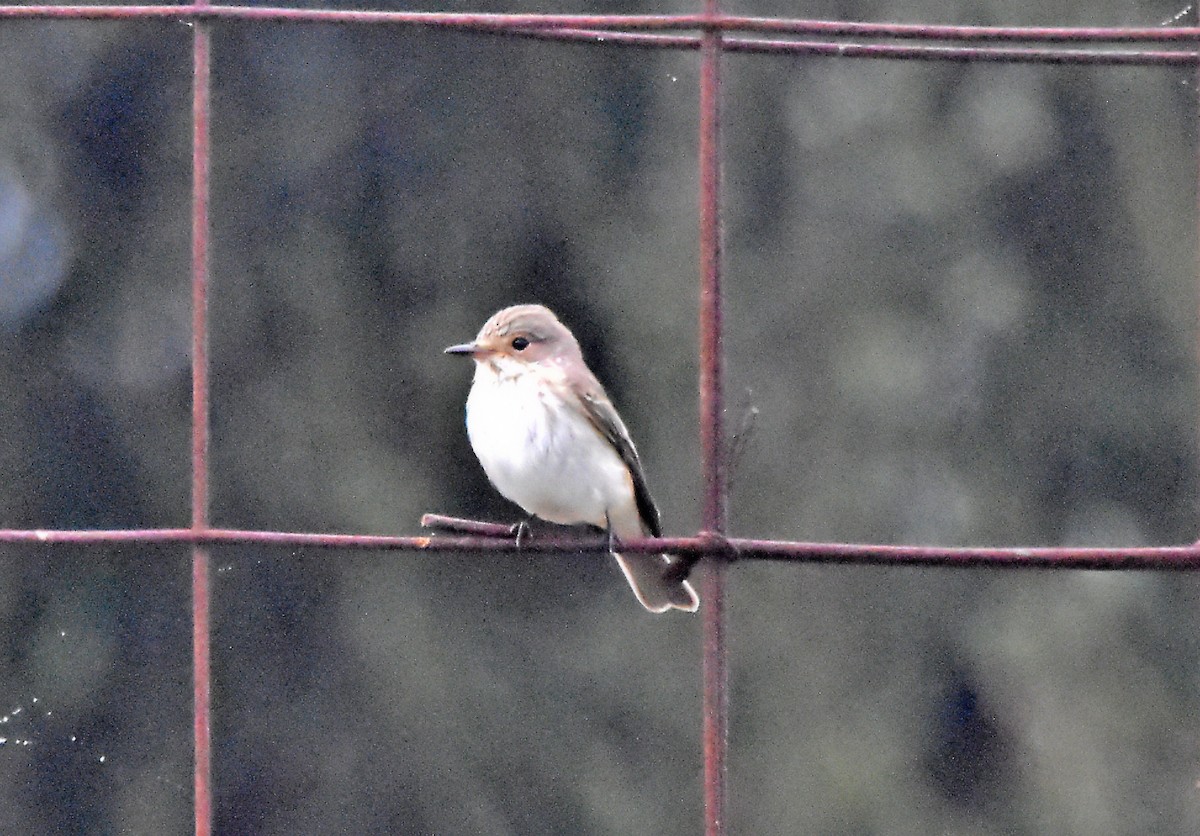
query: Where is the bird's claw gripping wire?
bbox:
[509,518,532,550]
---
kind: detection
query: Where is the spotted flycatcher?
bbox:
[445,304,699,613]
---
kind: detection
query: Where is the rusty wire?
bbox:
[190,6,213,833]
[3,523,1200,569]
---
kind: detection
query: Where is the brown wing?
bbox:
[578,391,663,538]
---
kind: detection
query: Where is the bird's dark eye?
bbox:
[511,337,530,351]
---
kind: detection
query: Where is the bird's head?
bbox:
[444,304,582,371]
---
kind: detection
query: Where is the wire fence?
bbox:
[1,4,1198,835]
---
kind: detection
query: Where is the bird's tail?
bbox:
[613,552,700,614]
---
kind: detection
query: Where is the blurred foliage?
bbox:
[1,0,1200,833]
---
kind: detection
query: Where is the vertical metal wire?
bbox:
[1195,3,1200,595]
[191,15,213,836]
[697,1,728,834]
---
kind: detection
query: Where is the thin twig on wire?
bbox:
[420,514,514,538]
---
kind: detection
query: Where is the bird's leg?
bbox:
[604,511,620,554]
[509,515,535,550]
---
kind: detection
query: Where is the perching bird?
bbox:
[445,304,699,613]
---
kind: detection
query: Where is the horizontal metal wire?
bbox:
[0,6,1197,40]
[0,6,1198,66]
[2,524,1198,570]
[503,28,1200,65]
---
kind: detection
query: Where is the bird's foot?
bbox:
[509,517,534,549]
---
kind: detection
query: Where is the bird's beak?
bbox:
[444,342,480,356]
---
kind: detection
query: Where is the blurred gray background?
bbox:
[1,0,1200,832]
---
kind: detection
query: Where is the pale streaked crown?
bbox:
[456,304,583,364]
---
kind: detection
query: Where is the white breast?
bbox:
[464,363,634,528]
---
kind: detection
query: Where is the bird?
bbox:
[445,304,699,613]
